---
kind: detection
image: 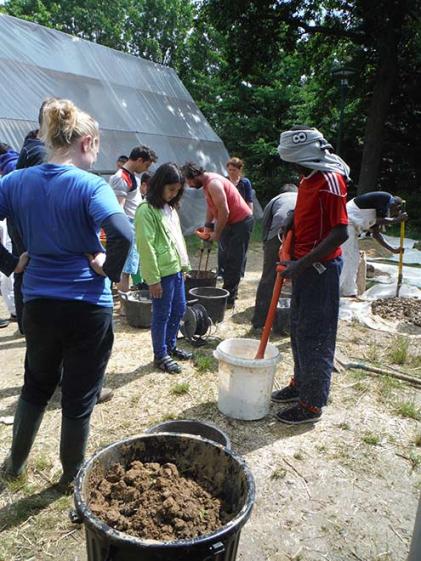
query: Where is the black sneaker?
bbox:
[276,403,321,425]
[271,385,299,404]
[169,348,192,361]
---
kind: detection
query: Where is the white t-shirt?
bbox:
[109,168,142,220]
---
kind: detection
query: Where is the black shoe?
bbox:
[169,347,192,360]
[271,385,299,404]
[0,318,9,329]
[276,403,321,425]
[154,355,182,374]
[9,314,17,322]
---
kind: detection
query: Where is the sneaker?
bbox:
[276,403,321,425]
[0,318,9,329]
[96,387,114,404]
[271,384,299,404]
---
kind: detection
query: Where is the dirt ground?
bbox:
[0,242,420,561]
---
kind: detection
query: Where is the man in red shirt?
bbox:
[182,162,253,306]
[272,126,349,424]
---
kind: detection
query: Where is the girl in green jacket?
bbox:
[135,163,191,373]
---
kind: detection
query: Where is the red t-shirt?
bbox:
[293,170,348,261]
[202,173,252,225]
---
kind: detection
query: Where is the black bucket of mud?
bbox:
[120,290,152,329]
[184,271,217,297]
[74,433,254,561]
[145,419,231,449]
[188,287,229,324]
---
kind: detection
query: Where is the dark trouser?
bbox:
[22,299,114,418]
[290,257,343,409]
[13,271,24,333]
[221,216,254,302]
[151,272,186,360]
[252,236,281,327]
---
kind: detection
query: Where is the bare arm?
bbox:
[371,227,401,254]
[247,201,254,211]
[280,225,349,278]
[376,211,408,226]
[207,180,229,240]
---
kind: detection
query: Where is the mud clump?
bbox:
[372,298,421,327]
[88,461,231,541]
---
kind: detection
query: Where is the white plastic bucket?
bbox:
[214,338,280,421]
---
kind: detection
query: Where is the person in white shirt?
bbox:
[109,145,157,295]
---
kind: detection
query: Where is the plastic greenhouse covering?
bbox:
[0,15,268,234]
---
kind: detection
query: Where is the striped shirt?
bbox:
[293,170,348,261]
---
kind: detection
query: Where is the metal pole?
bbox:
[336,79,348,156]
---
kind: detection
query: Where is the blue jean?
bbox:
[151,272,186,360]
[290,257,343,409]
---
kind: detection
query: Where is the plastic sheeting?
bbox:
[0,15,266,234]
[0,14,229,172]
[339,284,421,335]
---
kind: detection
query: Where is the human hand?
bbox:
[278,259,305,279]
[149,282,163,298]
[86,252,106,276]
[14,251,29,274]
[399,212,408,222]
[209,232,219,242]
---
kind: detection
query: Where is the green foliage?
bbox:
[395,401,421,421]
[170,382,190,395]
[388,336,410,365]
[362,432,380,446]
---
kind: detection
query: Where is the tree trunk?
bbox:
[357,38,398,194]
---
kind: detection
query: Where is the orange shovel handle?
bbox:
[255,230,293,360]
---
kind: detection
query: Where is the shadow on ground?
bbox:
[179,400,314,456]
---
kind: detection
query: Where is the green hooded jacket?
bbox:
[135,201,190,286]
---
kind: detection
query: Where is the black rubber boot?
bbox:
[59,415,90,488]
[7,398,45,477]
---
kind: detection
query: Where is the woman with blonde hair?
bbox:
[0,98,132,488]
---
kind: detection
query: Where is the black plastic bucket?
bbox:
[188,287,229,324]
[145,419,231,449]
[121,290,152,328]
[184,271,217,297]
[74,433,255,561]
[273,298,291,336]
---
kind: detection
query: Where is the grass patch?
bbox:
[293,451,304,461]
[159,412,177,422]
[377,376,401,400]
[194,352,218,373]
[34,455,52,472]
[388,336,409,365]
[409,451,421,470]
[270,466,287,480]
[365,344,381,364]
[170,382,190,396]
[338,422,351,431]
[362,432,380,446]
[395,401,421,421]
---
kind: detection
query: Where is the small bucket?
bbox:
[120,290,152,328]
[214,338,280,421]
[189,287,229,324]
[184,270,217,297]
[145,419,231,449]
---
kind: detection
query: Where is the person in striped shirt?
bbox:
[272,126,349,425]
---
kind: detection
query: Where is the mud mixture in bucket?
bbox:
[88,460,232,541]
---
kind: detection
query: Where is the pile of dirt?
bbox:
[372,297,421,326]
[89,461,230,541]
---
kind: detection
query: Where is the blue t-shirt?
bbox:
[0,164,123,306]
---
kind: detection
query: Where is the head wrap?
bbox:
[277,128,351,181]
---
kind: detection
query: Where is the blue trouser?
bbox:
[290,257,343,409]
[151,272,186,360]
